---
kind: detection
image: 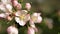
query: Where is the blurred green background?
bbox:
[0,0,60,34]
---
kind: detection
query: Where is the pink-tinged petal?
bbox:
[5,4,12,13]
[28,27,35,34]
[0,13,6,18]
[25,14,30,22]
[29,19,36,28]
[15,10,21,16]
[0,4,6,12]
[7,26,18,34]
[15,17,26,26]
[37,16,42,23]
[25,3,31,11]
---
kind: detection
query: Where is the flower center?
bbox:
[31,16,37,21]
[19,14,25,20]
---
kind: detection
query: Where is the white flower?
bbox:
[25,3,31,11]
[7,26,18,34]
[30,13,42,23]
[15,10,30,26]
[27,27,35,34]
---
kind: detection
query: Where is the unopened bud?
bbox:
[25,3,31,11]
[16,3,22,10]
[13,0,18,7]
[28,27,35,34]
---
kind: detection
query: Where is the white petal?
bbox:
[0,13,6,18]
[15,11,20,16]
[0,4,6,12]
[32,13,41,16]
[6,4,12,13]
[21,10,28,14]
[32,13,38,16]
[1,0,11,4]
[37,16,42,23]
[1,0,7,4]
[15,17,26,26]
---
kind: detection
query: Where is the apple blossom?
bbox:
[30,13,42,24]
[15,10,30,26]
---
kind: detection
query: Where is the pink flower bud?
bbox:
[7,26,18,34]
[16,3,22,10]
[25,3,31,11]
[28,27,35,34]
[13,0,18,7]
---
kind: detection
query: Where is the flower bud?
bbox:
[13,0,18,7]
[25,3,31,11]
[28,27,35,34]
[16,3,22,10]
[7,26,18,34]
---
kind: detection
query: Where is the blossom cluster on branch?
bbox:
[0,0,42,34]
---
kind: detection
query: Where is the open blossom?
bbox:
[30,13,42,24]
[7,26,18,34]
[25,3,31,11]
[15,10,30,26]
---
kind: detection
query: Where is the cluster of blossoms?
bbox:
[0,0,42,34]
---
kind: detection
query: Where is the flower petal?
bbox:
[36,16,42,23]
[0,4,6,12]
[0,13,6,18]
[15,17,26,26]
[5,4,12,13]
[15,11,21,16]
